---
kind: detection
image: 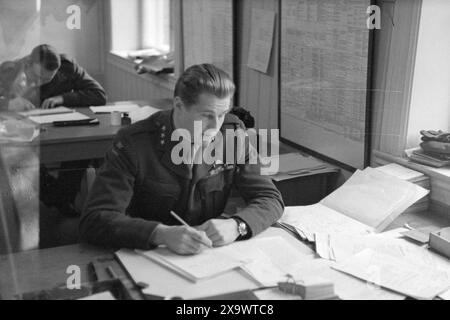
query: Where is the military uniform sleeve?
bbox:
[232,144,285,237]
[79,130,158,249]
[61,58,107,107]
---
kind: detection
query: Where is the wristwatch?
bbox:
[232,217,248,240]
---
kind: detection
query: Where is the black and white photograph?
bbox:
[0,0,449,305]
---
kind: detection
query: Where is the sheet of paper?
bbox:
[19,106,73,117]
[280,204,373,240]
[130,105,161,123]
[247,8,276,73]
[285,258,404,300]
[89,104,141,114]
[137,245,245,282]
[28,112,90,124]
[320,167,429,231]
[332,248,450,300]
[231,236,315,286]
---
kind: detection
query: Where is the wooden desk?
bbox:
[1,210,449,300]
[0,227,313,300]
[0,99,173,165]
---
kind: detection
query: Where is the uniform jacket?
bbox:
[79,109,284,249]
[0,54,106,108]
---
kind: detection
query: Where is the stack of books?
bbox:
[405,147,450,168]
[375,163,430,213]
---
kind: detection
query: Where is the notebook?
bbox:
[136,245,246,282]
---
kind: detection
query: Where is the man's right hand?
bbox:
[151,224,212,255]
[8,97,35,111]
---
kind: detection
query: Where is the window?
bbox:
[110,0,172,55]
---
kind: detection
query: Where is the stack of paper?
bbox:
[279,167,430,242]
[375,163,430,213]
[405,147,450,168]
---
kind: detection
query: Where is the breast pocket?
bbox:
[197,167,235,219]
[134,180,180,221]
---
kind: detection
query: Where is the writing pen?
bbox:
[170,210,212,248]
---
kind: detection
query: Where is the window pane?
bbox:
[110,0,140,51]
[142,0,171,53]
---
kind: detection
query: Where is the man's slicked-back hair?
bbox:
[174,64,235,106]
[30,44,61,71]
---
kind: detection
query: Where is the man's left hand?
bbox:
[41,96,64,109]
[197,219,239,247]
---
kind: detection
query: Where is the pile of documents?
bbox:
[405,147,450,168]
[276,166,450,299]
[279,166,429,242]
[374,163,430,214]
[117,235,334,299]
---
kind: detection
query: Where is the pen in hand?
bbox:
[170,210,212,248]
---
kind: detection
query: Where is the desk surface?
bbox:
[1,210,449,300]
[0,99,173,164]
[37,99,172,145]
[0,227,312,300]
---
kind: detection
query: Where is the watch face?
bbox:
[238,222,247,236]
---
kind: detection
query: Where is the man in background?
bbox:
[0,44,107,217]
[0,44,106,110]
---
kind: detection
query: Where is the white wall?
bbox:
[407,0,450,148]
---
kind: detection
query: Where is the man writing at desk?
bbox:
[0,44,107,217]
[0,44,106,110]
[80,64,284,254]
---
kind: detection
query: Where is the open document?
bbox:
[279,167,429,241]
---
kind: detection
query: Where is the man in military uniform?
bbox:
[80,64,284,255]
[0,44,106,111]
